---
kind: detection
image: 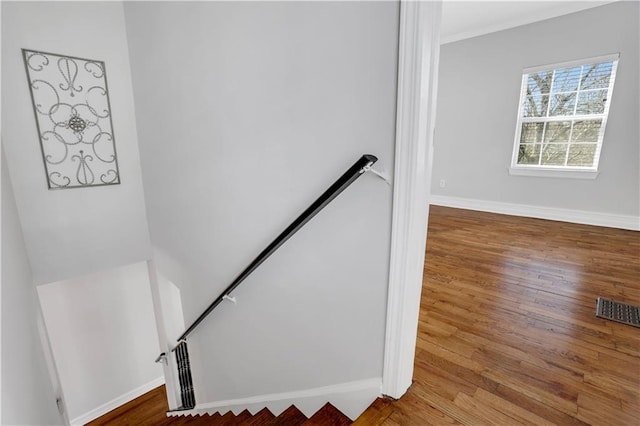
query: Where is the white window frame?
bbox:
[509,53,619,179]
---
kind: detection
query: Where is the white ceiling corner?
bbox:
[440,0,620,44]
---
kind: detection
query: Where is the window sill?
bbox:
[508,167,599,179]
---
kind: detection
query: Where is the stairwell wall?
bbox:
[1,153,63,425]
[36,262,163,423]
[1,1,152,285]
[1,2,166,423]
[124,1,398,402]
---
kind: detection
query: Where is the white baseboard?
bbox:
[70,376,165,425]
[430,195,640,231]
[167,378,382,421]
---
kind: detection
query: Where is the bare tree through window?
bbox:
[513,56,618,171]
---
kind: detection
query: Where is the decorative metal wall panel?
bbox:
[22,49,120,189]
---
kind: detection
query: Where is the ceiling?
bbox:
[440,0,618,44]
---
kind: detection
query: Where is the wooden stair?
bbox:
[87,385,355,425]
[163,402,352,425]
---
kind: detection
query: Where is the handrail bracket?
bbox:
[362,163,391,185]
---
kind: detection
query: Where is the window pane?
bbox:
[541,144,568,166]
[580,62,613,90]
[549,93,576,116]
[515,58,617,173]
[552,66,581,93]
[520,123,544,143]
[523,95,549,117]
[544,121,571,142]
[517,144,541,164]
[571,120,602,142]
[567,144,597,167]
[576,90,607,114]
[527,71,553,95]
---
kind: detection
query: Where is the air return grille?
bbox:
[596,297,640,328]
[175,341,196,409]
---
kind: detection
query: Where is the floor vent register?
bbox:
[596,297,640,328]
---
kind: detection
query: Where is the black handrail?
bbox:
[172,154,378,344]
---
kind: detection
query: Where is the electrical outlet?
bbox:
[439,179,446,188]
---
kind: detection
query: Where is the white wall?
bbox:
[1,1,151,285]
[2,152,63,426]
[124,1,398,402]
[37,262,162,423]
[158,275,185,345]
[432,2,639,217]
[156,272,185,409]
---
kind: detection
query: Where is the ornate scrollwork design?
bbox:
[90,132,116,163]
[72,150,95,185]
[41,131,69,165]
[26,52,49,71]
[23,49,120,189]
[84,61,104,78]
[57,57,83,97]
[86,86,110,118]
[49,172,71,188]
[100,169,119,184]
[31,80,60,115]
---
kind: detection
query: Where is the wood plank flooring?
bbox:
[362,206,639,425]
[89,206,639,425]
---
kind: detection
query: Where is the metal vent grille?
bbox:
[175,341,196,409]
[596,297,640,328]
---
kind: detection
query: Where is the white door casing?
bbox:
[382,0,442,399]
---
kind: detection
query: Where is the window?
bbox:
[510,54,619,178]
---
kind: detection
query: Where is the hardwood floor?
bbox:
[363,206,639,425]
[89,206,639,425]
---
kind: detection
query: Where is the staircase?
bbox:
[87,384,358,425]
[163,403,352,425]
[155,155,382,422]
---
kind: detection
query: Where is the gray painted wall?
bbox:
[2,153,62,426]
[432,1,639,216]
[1,1,151,285]
[37,262,162,422]
[124,1,398,401]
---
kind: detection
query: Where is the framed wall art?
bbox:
[22,49,120,189]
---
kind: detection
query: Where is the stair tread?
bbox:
[271,405,307,425]
[165,403,353,425]
[304,403,352,426]
[218,410,241,425]
[87,384,361,425]
[242,407,277,425]
[234,410,254,421]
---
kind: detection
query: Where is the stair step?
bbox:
[304,403,352,425]
[166,402,353,425]
[232,410,254,424]
[271,405,307,425]
[242,407,276,425]
[218,410,245,425]
[89,384,360,425]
